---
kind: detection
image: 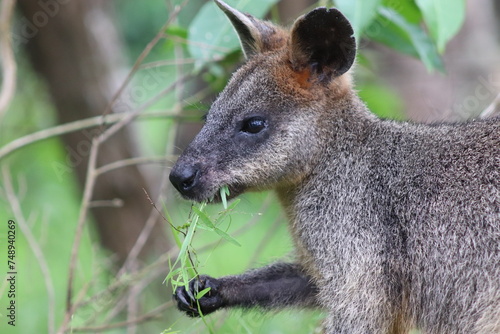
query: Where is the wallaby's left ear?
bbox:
[289,8,356,83]
[215,0,286,59]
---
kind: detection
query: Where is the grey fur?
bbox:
[170,1,500,333]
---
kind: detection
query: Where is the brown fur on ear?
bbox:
[292,67,313,89]
[215,0,288,58]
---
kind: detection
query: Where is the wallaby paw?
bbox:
[174,275,224,317]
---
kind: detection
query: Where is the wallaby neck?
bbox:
[276,92,378,215]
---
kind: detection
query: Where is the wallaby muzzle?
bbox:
[169,163,201,198]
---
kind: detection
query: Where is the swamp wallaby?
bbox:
[169,1,500,333]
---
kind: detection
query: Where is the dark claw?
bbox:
[173,275,225,317]
[174,286,199,317]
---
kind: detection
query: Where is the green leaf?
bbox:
[162,203,183,248]
[176,217,198,267]
[213,227,241,247]
[214,199,241,225]
[194,224,214,231]
[188,0,279,67]
[196,287,212,299]
[370,7,444,72]
[192,206,241,247]
[415,0,465,53]
[220,185,230,209]
[357,83,405,120]
[161,329,181,334]
[170,226,182,248]
[382,0,421,23]
[335,0,382,40]
[166,25,188,39]
[165,267,183,285]
[192,206,216,230]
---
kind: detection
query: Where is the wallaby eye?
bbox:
[241,116,267,134]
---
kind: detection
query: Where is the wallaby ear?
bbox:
[289,8,356,83]
[215,0,286,59]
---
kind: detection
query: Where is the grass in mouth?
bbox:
[165,185,240,297]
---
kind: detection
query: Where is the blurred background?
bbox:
[0,0,498,333]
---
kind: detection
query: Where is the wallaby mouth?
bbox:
[169,162,243,203]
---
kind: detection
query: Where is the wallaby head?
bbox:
[169,0,357,202]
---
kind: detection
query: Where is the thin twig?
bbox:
[101,290,130,324]
[180,84,214,110]
[95,156,173,176]
[88,198,124,208]
[58,137,100,334]
[2,166,56,334]
[71,301,173,333]
[247,216,283,266]
[143,188,185,236]
[118,194,162,277]
[165,33,232,53]
[0,111,199,161]
[74,246,178,311]
[100,0,188,118]
[127,267,141,334]
[98,73,191,145]
[139,55,224,69]
[0,0,17,120]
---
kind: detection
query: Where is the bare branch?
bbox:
[165,33,232,54]
[142,188,184,236]
[71,302,173,333]
[247,217,283,266]
[98,73,192,145]
[126,275,141,334]
[0,0,17,120]
[101,0,189,118]
[0,111,199,161]
[118,193,163,276]
[104,289,132,326]
[88,199,124,209]
[2,166,56,334]
[95,156,174,176]
[139,55,224,69]
[75,247,179,310]
[58,137,100,334]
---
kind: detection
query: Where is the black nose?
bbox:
[169,164,200,196]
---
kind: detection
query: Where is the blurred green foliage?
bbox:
[0,0,465,333]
